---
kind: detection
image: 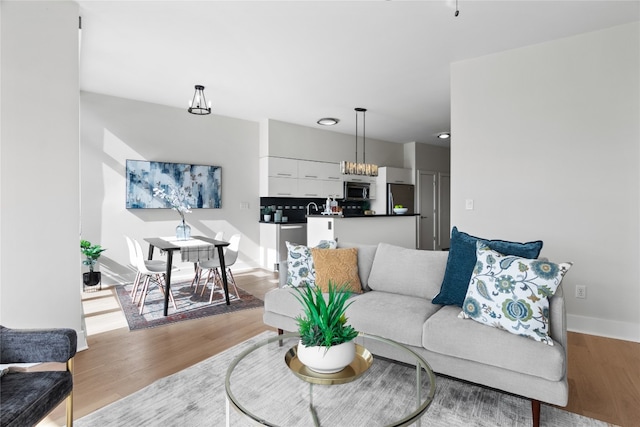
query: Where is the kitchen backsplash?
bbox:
[259,197,366,222]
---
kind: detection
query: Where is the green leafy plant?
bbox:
[293,281,358,348]
[262,206,273,215]
[80,240,107,273]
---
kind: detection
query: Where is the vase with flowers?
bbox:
[293,281,359,373]
[153,186,193,240]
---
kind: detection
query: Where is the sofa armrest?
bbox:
[549,286,567,351]
[0,326,77,363]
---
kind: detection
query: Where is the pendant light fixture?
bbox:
[188,85,211,115]
[340,108,378,176]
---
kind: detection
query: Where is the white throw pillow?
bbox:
[460,241,571,345]
[285,240,337,288]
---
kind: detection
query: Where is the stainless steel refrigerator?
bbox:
[387,184,415,214]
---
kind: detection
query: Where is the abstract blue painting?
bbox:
[126,160,222,209]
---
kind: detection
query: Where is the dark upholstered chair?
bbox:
[0,326,77,427]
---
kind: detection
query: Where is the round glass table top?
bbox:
[225,332,436,427]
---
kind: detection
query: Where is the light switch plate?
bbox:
[465,199,474,210]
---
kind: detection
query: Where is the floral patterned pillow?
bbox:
[285,240,337,288]
[460,241,572,345]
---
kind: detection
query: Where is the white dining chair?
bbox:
[190,231,224,293]
[198,233,242,303]
[133,239,178,314]
[124,235,166,301]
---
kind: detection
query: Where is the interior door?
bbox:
[438,173,451,250]
[418,171,436,250]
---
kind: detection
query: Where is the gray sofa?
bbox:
[0,326,77,427]
[263,242,568,427]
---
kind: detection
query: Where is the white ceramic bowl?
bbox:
[393,208,408,215]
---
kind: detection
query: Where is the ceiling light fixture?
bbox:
[317,118,339,126]
[438,132,451,139]
[188,85,211,115]
[340,108,378,177]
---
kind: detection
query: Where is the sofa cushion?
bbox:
[460,241,572,345]
[347,291,442,347]
[423,305,566,381]
[285,240,337,288]
[432,227,544,307]
[311,247,362,294]
[337,242,377,291]
[367,243,448,300]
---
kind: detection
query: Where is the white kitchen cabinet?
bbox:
[307,215,417,249]
[298,160,341,180]
[298,179,324,197]
[261,157,343,197]
[266,177,297,197]
[264,157,298,178]
[378,166,414,184]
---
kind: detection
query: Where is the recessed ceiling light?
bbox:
[317,118,339,126]
[437,132,451,139]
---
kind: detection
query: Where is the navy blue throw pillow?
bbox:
[432,227,543,307]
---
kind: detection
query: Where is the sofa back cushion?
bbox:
[367,243,449,299]
[337,242,377,291]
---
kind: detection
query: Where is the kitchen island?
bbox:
[307,214,418,249]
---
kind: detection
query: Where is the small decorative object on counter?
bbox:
[275,209,283,222]
[262,206,273,222]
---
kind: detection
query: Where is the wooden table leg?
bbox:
[217,245,230,305]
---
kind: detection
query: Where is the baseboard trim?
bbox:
[567,314,640,342]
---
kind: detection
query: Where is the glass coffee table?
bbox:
[225,332,436,426]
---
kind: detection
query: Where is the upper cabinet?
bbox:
[260,157,343,198]
[298,160,342,181]
[378,166,414,184]
[263,157,298,178]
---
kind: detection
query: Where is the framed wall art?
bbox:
[126,159,222,209]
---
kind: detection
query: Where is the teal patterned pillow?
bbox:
[460,241,572,345]
[285,240,337,288]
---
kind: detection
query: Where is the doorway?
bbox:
[417,171,450,250]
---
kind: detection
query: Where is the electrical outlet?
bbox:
[575,285,587,299]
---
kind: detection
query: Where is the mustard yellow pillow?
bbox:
[311,247,362,294]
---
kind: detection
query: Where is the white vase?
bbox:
[297,340,356,374]
[263,214,271,222]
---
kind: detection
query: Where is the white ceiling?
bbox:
[78,1,639,146]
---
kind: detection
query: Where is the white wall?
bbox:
[451,23,639,341]
[81,92,260,285]
[0,1,87,348]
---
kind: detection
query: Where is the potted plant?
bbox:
[262,206,273,222]
[80,239,107,288]
[293,281,359,373]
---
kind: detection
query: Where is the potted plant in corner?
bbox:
[80,240,107,289]
[293,281,359,374]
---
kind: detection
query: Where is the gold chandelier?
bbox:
[340,107,378,177]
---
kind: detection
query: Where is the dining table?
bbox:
[143,235,231,316]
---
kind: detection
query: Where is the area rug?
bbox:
[115,280,264,330]
[76,331,614,427]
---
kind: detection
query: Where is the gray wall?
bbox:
[451,22,639,341]
[81,92,260,284]
[1,1,86,348]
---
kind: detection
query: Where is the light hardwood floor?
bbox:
[39,269,639,426]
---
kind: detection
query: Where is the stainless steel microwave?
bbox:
[344,181,370,200]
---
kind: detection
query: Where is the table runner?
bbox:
[160,237,217,262]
